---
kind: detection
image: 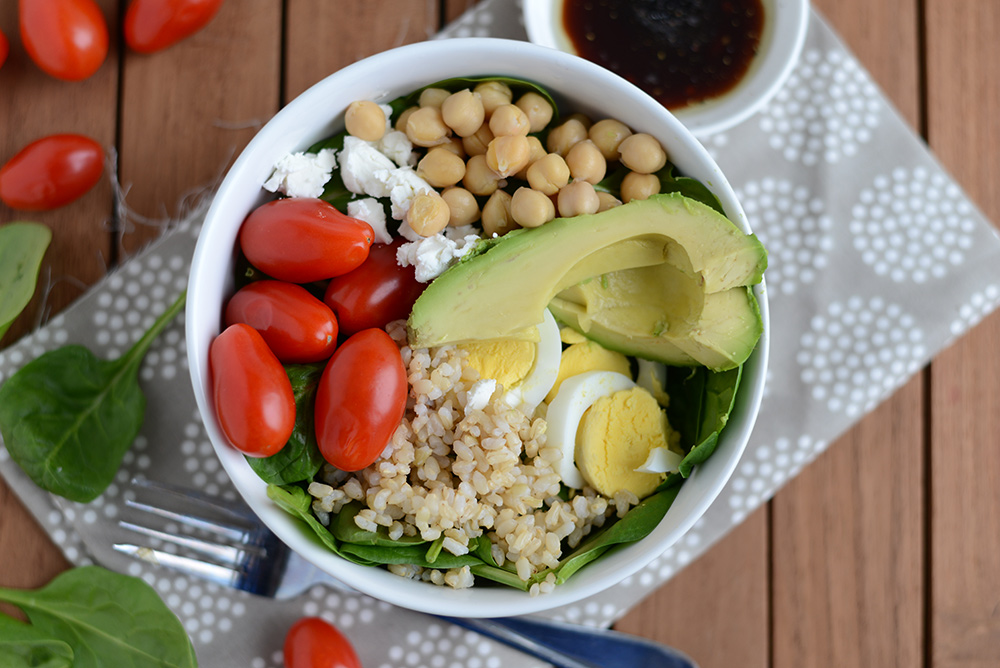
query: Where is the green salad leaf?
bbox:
[664,364,743,479]
[0,567,197,668]
[596,163,725,214]
[0,222,52,341]
[330,502,425,547]
[0,291,186,503]
[388,76,559,125]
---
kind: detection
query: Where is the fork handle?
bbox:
[436,615,697,668]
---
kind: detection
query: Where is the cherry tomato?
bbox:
[209,323,295,457]
[0,134,104,211]
[240,198,374,283]
[315,329,406,472]
[19,0,108,81]
[0,29,9,70]
[284,617,362,668]
[124,0,225,54]
[323,239,425,337]
[224,280,338,364]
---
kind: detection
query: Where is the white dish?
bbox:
[186,37,769,618]
[523,0,810,136]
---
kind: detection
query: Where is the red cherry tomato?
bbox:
[124,0,225,54]
[315,329,406,472]
[19,0,108,81]
[0,134,104,211]
[224,280,338,364]
[284,617,362,668]
[0,29,9,69]
[323,239,425,337]
[240,198,374,283]
[209,323,295,457]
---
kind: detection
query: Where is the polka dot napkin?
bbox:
[3,1,1000,666]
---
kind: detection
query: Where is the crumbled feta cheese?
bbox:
[443,224,480,242]
[465,379,497,412]
[338,136,395,197]
[387,167,435,220]
[262,148,337,198]
[377,130,416,167]
[396,231,482,282]
[347,198,391,244]
[379,104,394,131]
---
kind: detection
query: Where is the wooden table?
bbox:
[2,1,998,665]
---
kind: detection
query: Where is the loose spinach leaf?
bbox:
[0,222,52,341]
[330,501,425,547]
[246,363,326,485]
[0,613,74,668]
[0,567,197,668]
[0,291,186,502]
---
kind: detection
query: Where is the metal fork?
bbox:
[114,478,697,668]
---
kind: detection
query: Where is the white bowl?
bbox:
[186,37,769,618]
[523,0,809,136]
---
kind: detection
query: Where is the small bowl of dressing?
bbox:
[524,0,809,136]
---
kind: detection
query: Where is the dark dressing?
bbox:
[563,0,765,110]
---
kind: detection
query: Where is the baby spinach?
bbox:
[665,364,742,478]
[0,221,52,341]
[246,363,326,485]
[596,163,725,215]
[0,291,186,503]
[330,501,424,547]
[0,566,197,668]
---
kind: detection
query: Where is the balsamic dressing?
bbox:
[563,0,765,110]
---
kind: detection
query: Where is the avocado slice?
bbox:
[406,193,766,351]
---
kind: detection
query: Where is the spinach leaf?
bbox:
[330,501,425,547]
[338,542,484,569]
[595,163,726,215]
[0,614,74,668]
[0,291,186,503]
[266,484,345,555]
[0,567,197,668]
[663,365,743,478]
[0,222,52,341]
[246,363,326,485]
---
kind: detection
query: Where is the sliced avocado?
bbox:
[407,193,766,348]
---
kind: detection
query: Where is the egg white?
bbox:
[502,309,561,414]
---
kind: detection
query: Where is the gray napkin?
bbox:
[3,1,1000,666]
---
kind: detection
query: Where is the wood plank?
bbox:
[925,1,1000,665]
[770,2,925,666]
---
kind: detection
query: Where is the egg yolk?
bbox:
[461,338,536,391]
[574,387,675,499]
[544,341,631,404]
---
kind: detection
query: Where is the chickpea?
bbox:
[557,180,600,218]
[489,104,531,137]
[441,89,486,138]
[596,191,623,212]
[515,92,554,133]
[546,118,588,156]
[438,136,467,159]
[406,193,451,236]
[473,80,513,116]
[405,106,451,147]
[485,135,531,178]
[395,106,418,133]
[565,112,592,130]
[417,147,467,188]
[511,187,556,228]
[620,172,661,203]
[526,153,570,196]
[461,122,494,157]
[441,186,481,226]
[565,139,607,184]
[618,133,667,174]
[462,154,501,196]
[589,118,633,160]
[418,87,450,109]
[514,135,547,180]
[481,190,519,237]
[345,100,386,142]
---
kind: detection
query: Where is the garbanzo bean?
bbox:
[417,147,467,188]
[589,118,633,160]
[596,191,623,212]
[620,171,661,203]
[511,187,556,228]
[461,122,494,157]
[481,190,518,237]
[557,180,600,217]
[488,104,531,137]
[565,112,592,130]
[618,133,667,174]
[438,136,467,158]
[514,136,547,180]
[441,186,481,226]
[345,100,386,142]
[441,89,485,138]
[546,118,588,156]
[405,106,451,147]
[395,106,418,133]
[418,87,450,109]
[526,153,570,196]
[485,135,531,178]
[462,154,501,196]
[565,139,607,184]
[474,80,513,116]
[406,192,451,236]
[515,92,554,133]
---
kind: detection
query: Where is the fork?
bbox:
[114,478,697,668]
